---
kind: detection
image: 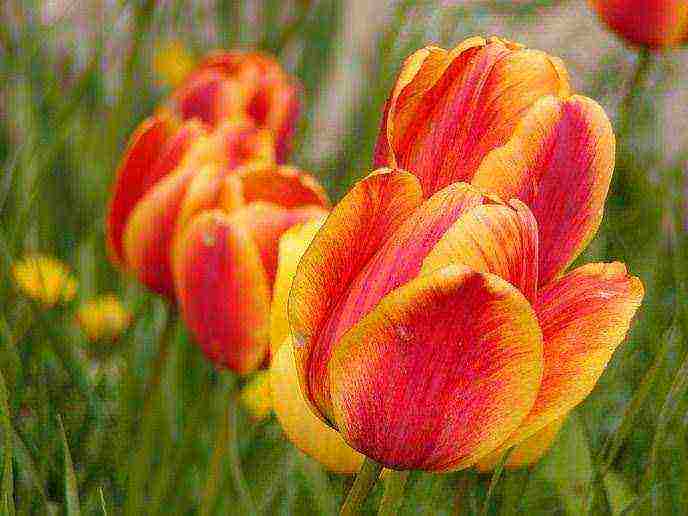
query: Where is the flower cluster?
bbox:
[106,51,329,373]
[273,36,644,473]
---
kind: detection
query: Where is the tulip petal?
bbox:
[271,340,364,475]
[237,165,329,209]
[503,262,643,447]
[472,95,615,286]
[329,266,543,472]
[421,200,539,302]
[122,166,197,299]
[475,415,565,472]
[231,202,328,284]
[270,219,325,355]
[173,210,271,373]
[313,183,488,407]
[381,37,570,196]
[289,169,424,420]
[107,116,206,265]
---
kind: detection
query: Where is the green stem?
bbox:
[480,448,514,516]
[340,457,383,516]
[377,470,409,516]
[226,391,257,515]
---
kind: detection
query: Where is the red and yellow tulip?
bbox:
[589,0,688,48]
[288,36,644,472]
[107,51,327,373]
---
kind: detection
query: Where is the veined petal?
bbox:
[472,95,615,286]
[271,339,364,475]
[237,165,329,209]
[329,266,543,472]
[270,218,325,356]
[381,37,570,196]
[421,200,539,302]
[173,210,271,374]
[310,183,488,419]
[231,202,328,284]
[289,169,424,421]
[122,166,197,299]
[475,415,566,472]
[503,262,643,447]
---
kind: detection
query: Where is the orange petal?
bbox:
[185,51,301,162]
[107,116,206,265]
[271,339,364,474]
[589,0,688,48]
[329,266,543,472]
[173,210,271,373]
[270,219,326,356]
[472,95,615,286]
[475,415,566,472]
[503,262,643,447]
[381,37,570,196]
[310,183,488,412]
[122,166,197,299]
[171,68,244,126]
[237,165,329,209]
[289,169,424,421]
[421,200,539,302]
[231,202,328,285]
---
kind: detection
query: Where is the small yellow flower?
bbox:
[153,40,195,87]
[76,294,132,342]
[239,371,272,421]
[12,254,77,306]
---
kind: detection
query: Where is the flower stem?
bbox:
[377,470,410,516]
[340,457,383,516]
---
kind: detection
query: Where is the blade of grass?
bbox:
[480,448,514,516]
[340,457,383,516]
[0,368,14,516]
[57,415,81,516]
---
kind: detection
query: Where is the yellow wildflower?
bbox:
[76,294,132,342]
[12,254,77,306]
[153,40,195,87]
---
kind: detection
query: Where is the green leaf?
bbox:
[0,368,14,516]
[57,415,81,516]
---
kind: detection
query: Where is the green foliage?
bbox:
[0,0,685,514]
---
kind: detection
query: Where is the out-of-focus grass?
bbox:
[0,0,686,514]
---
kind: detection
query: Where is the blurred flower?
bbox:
[76,294,132,342]
[270,220,364,475]
[154,40,196,87]
[288,36,644,472]
[168,51,300,162]
[239,370,272,421]
[588,0,688,48]
[12,254,77,306]
[475,416,566,472]
[172,163,329,374]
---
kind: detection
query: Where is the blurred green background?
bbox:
[0,0,687,514]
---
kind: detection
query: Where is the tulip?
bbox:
[289,36,644,472]
[589,0,688,49]
[168,51,300,162]
[270,220,364,474]
[12,254,77,307]
[107,117,275,299]
[76,294,132,342]
[171,161,329,374]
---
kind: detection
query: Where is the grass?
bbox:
[0,0,687,514]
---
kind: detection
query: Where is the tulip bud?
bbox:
[589,0,688,49]
[169,51,300,162]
